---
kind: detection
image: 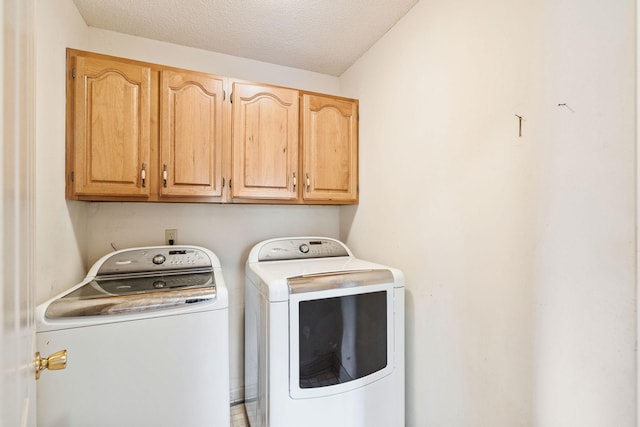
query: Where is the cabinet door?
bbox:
[72,56,151,197]
[160,70,225,197]
[232,82,299,200]
[302,94,358,202]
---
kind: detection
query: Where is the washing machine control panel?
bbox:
[257,238,349,261]
[97,247,212,275]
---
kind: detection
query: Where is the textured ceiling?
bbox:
[72,0,419,76]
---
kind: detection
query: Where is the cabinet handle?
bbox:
[292,172,297,192]
[162,164,168,188]
[141,163,147,188]
[305,173,310,192]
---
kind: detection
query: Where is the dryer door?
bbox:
[288,270,395,399]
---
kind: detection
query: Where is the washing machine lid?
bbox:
[45,270,216,318]
[45,246,218,318]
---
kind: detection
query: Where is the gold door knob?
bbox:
[35,349,67,380]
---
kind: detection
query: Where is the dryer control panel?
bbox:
[257,238,350,262]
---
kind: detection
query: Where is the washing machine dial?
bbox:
[299,244,310,254]
[152,254,166,265]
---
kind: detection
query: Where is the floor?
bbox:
[231,403,249,427]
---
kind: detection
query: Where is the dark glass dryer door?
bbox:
[288,269,395,399]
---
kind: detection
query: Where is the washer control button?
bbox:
[152,254,166,265]
[299,244,310,254]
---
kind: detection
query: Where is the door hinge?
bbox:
[70,171,75,182]
[230,92,233,104]
[222,177,225,188]
[229,179,232,189]
[71,68,76,79]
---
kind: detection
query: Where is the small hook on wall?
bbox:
[514,114,525,137]
[558,103,575,113]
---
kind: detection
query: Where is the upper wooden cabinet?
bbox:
[301,94,358,203]
[231,82,299,200]
[160,70,225,198]
[67,50,227,202]
[70,55,151,197]
[66,49,358,205]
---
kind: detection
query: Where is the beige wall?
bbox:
[35,0,89,303]
[87,27,340,95]
[340,0,636,425]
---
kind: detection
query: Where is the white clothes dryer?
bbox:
[244,237,405,427]
[36,245,230,427]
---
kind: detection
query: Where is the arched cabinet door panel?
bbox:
[302,94,358,203]
[232,82,299,200]
[160,70,225,198]
[72,55,151,197]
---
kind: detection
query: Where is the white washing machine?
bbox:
[244,237,405,427]
[36,245,230,427]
